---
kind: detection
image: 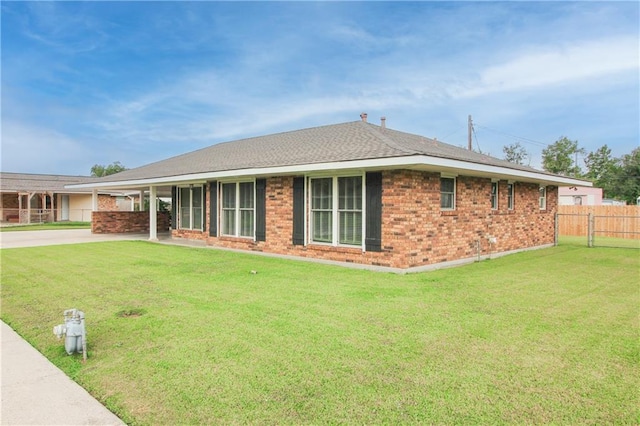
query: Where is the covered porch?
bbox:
[1,191,55,224]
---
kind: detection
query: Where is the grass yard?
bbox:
[558,235,640,249]
[0,221,91,232]
[1,242,638,425]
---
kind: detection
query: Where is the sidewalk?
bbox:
[0,229,152,249]
[1,321,125,425]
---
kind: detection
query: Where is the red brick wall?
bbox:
[92,211,170,234]
[98,195,117,211]
[173,172,557,269]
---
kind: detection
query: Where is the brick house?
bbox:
[69,116,589,270]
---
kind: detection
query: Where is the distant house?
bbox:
[0,172,135,224]
[559,186,603,206]
[68,116,589,270]
[559,186,627,206]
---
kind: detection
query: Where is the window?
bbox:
[338,176,362,245]
[239,182,254,237]
[440,177,456,210]
[311,178,333,243]
[193,186,203,228]
[178,186,203,230]
[507,183,514,210]
[573,196,582,206]
[310,176,363,246]
[539,186,547,210]
[222,182,255,237]
[491,181,498,210]
[222,183,235,235]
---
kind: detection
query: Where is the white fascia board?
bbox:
[65,155,591,190]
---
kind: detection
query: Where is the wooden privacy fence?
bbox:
[556,205,640,241]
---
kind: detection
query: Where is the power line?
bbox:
[472,124,482,154]
[473,124,549,148]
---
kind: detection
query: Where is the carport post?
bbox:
[149,186,158,241]
[91,189,98,212]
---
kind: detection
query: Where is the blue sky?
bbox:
[2,1,638,176]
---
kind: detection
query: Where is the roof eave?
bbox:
[65,155,592,190]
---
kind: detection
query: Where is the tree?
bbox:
[612,147,640,205]
[91,161,127,177]
[541,136,585,177]
[584,145,620,198]
[502,142,529,165]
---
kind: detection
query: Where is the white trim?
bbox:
[303,176,308,247]
[149,186,158,241]
[65,154,592,190]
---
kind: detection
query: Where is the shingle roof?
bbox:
[0,172,102,193]
[96,120,552,183]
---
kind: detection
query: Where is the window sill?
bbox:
[308,243,363,253]
[440,210,458,216]
[219,235,255,243]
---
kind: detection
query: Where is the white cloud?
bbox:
[460,36,639,98]
[1,121,93,174]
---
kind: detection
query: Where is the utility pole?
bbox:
[468,115,473,151]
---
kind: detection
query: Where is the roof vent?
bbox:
[360,112,368,123]
[380,116,386,129]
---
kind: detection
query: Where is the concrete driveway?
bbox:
[0,229,154,249]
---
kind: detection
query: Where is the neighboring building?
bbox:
[0,172,135,224]
[68,116,589,270]
[559,186,603,206]
[559,186,628,206]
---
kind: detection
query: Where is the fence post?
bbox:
[587,213,593,247]
[554,213,559,246]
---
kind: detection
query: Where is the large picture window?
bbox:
[178,186,203,230]
[222,182,255,237]
[310,176,363,246]
[440,177,456,210]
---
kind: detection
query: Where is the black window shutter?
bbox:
[209,181,217,237]
[365,172,382,252]
[255,179,266,242]
[171,186,177,230]
[292,177,305,245]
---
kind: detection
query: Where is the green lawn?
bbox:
[0,221,91,232]
[558,235,640,249]
[1,242,638,425]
